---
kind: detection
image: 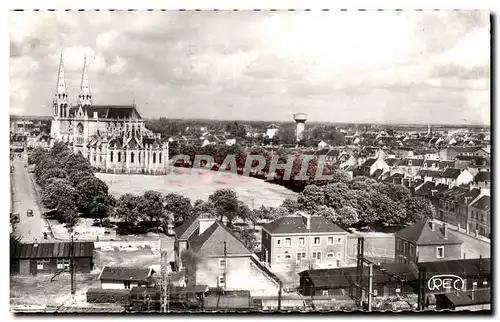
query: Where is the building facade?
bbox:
[49,54,169,174]
[261,212,349,269]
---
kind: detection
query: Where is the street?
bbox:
[11,154,52,243]
[448,229,490,259]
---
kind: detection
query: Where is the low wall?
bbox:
[94,240,160,251]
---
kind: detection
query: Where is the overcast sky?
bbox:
[10,10,490,124]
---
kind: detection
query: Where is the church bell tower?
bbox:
[53,53,70,118]
[78,55,92,107]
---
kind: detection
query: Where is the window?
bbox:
[276,255,281,262]
[276,239,282,247]
[36,259,49,270]
[118,152,121,162]
[138,153,141,163]
[284,254,291,260]
[403,242,408,254]
[298,237,305,247]
[57,258,70,270]
[110,151,113,162]
[153,153,156,164]
[409,245,415,257]
[124,281,131,289]
[296,252,306,261]
[313,237,321,246]
[219,258,226,269]
[131,152,134,163]
[327,237,334,245]
[337,237,343,244]
[218,275,225,285]
[337,252,342,260]
[436,246,444,259]
[373,289,378,297]
[159,153,162,163]
[284,238,291,247]
[322,290,329,296]
[327,252,334,259]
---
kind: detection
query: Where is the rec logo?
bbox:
[428,275,465,292]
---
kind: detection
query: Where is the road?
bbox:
[11,154,52,243]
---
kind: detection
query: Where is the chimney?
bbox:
[198,217,216,235]
[429,221,435,231]
[298,211,311,230]
[442,223,447,239]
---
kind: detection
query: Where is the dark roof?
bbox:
[403,158,424,166]
[471,195,491,211]
[449,146,482,153]
[440,186,469,200]
[441,168,462,179]
[418,258,490,276]
[395,219,463,245]
[11,242,94,259]
[457,188,481,205]
[314,149,330,156]
[417,170,441,178]
[361,158,377,167]
[263,215,346,235]
[99,266,153,282]
[86,105,142,119]
[438,290,490,307]
[385,158,398,166]
[299,263,417,289]
[174,214,202,240]
[474,171,490,183]
[372,169,383,178]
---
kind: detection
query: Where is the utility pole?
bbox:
[277,281,282,311]
[70,233,76,304]
[223,241,227,291]
[368,264,373,312]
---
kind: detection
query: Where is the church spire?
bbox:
[53,52,70,118]
[56,52,67,94]
[78,55,92,107]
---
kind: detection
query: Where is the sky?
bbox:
[10,10,490,125]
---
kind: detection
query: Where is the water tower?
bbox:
[293,113,307,143]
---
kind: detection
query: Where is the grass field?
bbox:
[96,167,297,208]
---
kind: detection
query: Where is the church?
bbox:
[50,54,169,174]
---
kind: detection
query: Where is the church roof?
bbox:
[83,105,142,119]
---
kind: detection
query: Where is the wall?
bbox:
[269,233,348,267]
[95,240,159,251]
[195,255,251,290]
[416,243,462,263]
[101,280,143,290]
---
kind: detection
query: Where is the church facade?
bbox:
[50,54,169,174]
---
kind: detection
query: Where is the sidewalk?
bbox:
[433,219,490,244]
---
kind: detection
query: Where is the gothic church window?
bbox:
[159,153,162,163]
[131,152,135,163]
[153,153,156,164]
[110,151,114,162]
[118,152,121,162]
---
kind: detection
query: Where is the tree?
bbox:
[264,207,290,221]
[377,183,411,204]
[89,193,116,226]
[314,205,338,222]
[336,206,360,228]
[405,196,435,225]
[297,185,325,213]
[68,170,94,187]
[75,176,109,215]
[276,126,296,145]
[369,192,406,226]
[40,178,78,221]
[164,193,193,226]
[28,148,47,165]
[114,193,143,230]
[323,182,358,211]
[281,198,301,213]
[329,169,353,184]
[38,168,68,187]
[142,190,165,226]
[191,199,216,218]
[234,229,258,251]
[208,189,239,226]
[49,141,70,156]
[60,152,93,174]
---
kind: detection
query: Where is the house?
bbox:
[416,169,442,183]
[317,140,330,150]
[98,266,156,290]
[396,158,424,177]
[436,186,469,223]
[265,124,279,139]
[10,241,94,276]
[261,212,348,269]
[298,263,417,298]
[473,171,490,188]
[356,157,390,178]
[439,147,489,160]
[468,195,491,238]
[394,219,463,265]
[454,188,481,231]
[435,290,490,311]
[174,215,280,295]
[439,168,473,187]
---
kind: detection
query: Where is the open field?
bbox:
[93,248,161,271]
[96,167,297,208]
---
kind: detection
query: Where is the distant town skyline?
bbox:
[10,10,490,125]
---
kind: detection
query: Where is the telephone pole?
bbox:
[70,233,76,304]
[368,264,373,312]
[277,281,282,311]
[223,241,227,291]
